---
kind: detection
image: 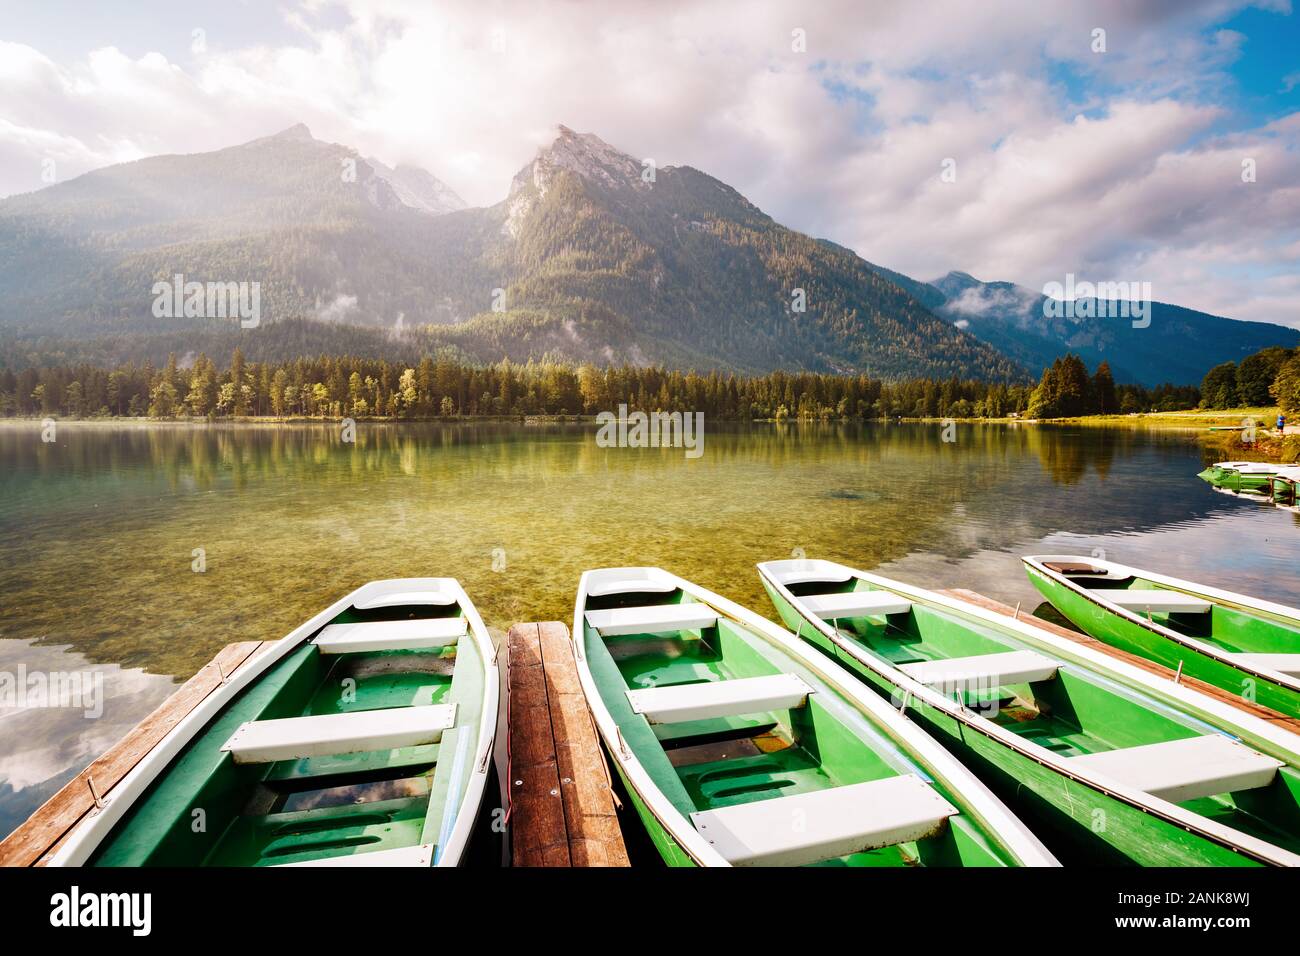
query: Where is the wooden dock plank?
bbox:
[507,623,571,866]
[538,621,630,868]
[939,589,1300,734]
[1,640,268,867]
[508,621,629,867]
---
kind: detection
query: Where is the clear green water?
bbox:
[3,419,1300,838]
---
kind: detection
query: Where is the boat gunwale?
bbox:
[571,566,1059,868]
[756,559,1300,867]
[48,577,499,868]
[1023,554,1300,692]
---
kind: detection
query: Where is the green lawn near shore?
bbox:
[1051,407,1282,429]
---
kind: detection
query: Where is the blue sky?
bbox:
[1,0,1298,324]
[1220,6,1300,122]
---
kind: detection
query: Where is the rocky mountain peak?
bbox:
[510,125,649,199]
[365,157,466,215]
[503,125,652,237]
[271,123,315,142]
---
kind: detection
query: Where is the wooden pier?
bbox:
[506,622,630,867]
[939,589,1300,734]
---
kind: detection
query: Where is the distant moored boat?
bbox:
[1198,460,1283,492]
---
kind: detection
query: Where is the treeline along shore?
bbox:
[0,349,1212,422]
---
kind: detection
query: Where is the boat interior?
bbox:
[762,562,1300,855]
[580,571,1017,867]
[90,584,485,867]
[1274,474,1300,502]
[1042,560,1300,669]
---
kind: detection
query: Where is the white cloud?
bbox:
[1,0,1297,325]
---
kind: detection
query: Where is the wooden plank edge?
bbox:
[939,589,1300,733]
[506,623,571,867]
[0,640,268,868]
[536,621,630,867]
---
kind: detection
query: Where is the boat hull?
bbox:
[48,579,498,868]
[1024,565,1300,719]
[1200,465,1278,493]
[612,762,698,867]
[575,567,1057,868]
[762,581,1268,866]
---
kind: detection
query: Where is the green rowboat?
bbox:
[1025,555,1300,719]
[759,558,1300,866]
[574,567,1058,867]
[50,578,499,867]
[1198,460,1281,492]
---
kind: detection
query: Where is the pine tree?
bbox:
[1092,361,1118,414]
[1055,354,1091,416]
[231,347,248,416]
[1027,362,1059,418]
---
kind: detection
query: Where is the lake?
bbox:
[2,419,1298,838]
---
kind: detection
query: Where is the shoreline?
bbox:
[0,405,1288,434]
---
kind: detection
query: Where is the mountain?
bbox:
[365,157,466,215]
[11,122,1286,385]
[0,124,1021,380]
[456,125,1019,377]
[918,271,1298,387]
[0,124,489,335]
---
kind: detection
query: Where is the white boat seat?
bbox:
[585,577,677,597]
[314,618,466,654]
[771,567,853,587]
[276,844,434,867]
[1228,654,1300,677]
[585,603,718,636]
[801,591,912,619]
[354,590,455,610]
[222,704,457,764]
[689,774,957,866]
[1069,735,1282,803]
[626,673,812,724]
[1099,591,1212,614]
[899,649,1060,691]
[1043,561,1106,575]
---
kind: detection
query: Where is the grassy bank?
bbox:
[1203,429,1300,464]
[1028,405,1297,462]
[1049,407,1282,429]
